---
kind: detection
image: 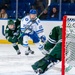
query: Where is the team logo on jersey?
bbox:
[25,18,28,21]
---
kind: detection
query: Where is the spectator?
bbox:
[0,8,8,18]
[49,7,59,20]
[70,0,75,3]
[32,0,48,20]
[0,0,11,10]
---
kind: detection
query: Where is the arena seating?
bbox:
[0,0,75,20]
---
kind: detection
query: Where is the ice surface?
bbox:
[0,44,74,75]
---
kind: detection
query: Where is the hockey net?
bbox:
[62,15,75,75]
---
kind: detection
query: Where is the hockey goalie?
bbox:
[31,25,62,74]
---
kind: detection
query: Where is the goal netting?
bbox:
[62,15,75,75]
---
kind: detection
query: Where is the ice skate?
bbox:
[25,47,34,55]
[34,68,43,75]
[28,47,34,54]
[32,63,44,74]
[16,50,21,55]
[25,50,29,55]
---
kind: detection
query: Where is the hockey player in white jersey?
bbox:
[21,9,46,55]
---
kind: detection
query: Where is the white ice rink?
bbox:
[0,44,75,75]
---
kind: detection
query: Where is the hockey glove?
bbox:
[13,32,19,36]
[40,35,46,43]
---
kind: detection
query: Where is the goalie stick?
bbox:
[18,0,51,39]
[65,65,73,72]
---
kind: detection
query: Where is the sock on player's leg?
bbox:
[13,43,21,55]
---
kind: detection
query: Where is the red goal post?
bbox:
[62,15,67,75]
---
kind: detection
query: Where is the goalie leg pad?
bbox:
[32,55,58,74]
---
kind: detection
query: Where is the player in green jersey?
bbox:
[5,19,21,55]
[5,19,34,55]
[32,26,62,74]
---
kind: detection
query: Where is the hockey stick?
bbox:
[18,0,51,39]
[47,61,74,73]
[65,65,73,72]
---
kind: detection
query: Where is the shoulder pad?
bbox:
[22,15,30,22]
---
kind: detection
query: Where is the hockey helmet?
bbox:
[29,9,37,14]
[8,19,15,25]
